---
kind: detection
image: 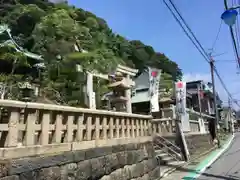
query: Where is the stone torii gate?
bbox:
[83,65,138,113]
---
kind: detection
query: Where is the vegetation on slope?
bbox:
[0,0,182,106]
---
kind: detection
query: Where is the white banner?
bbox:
[175,81,190,132]
[148,67,162,113]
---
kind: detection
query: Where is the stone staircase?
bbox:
[153,135,186,178]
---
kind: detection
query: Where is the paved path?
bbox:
[198,132,240,180]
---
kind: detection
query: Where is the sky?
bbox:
[68,0,240,108]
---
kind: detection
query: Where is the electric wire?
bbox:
[162,0,210,63]
[167,0,210,60]
[234,0,240,67]
[231,26,240,68]
[211,21,222,52]
[163,0,240,108]
[225,0,240,68]
[166,0,238,102]
[234,0,240,48]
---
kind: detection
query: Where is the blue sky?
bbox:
[68,0,240,107]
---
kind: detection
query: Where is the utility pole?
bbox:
[209,54,220,146]
[228,97,234,134]
[197,83,203,119]
[224,0,235,135]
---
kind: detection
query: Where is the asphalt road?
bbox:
[198,132,240,180]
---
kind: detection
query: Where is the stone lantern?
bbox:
[18,80,34,102]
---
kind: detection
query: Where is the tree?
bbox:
[0,0,183,106]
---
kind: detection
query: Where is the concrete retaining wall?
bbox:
[163,133,213,160]
[0,141,160,180]
[185,134,213,158]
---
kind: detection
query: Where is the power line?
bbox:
[234,0,240,67]
[163,0,240,109]
[167,0,210,60]
[211,21,222,51]
[224,0,240,68]
[162,0,209,63]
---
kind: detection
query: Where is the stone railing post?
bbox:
[53,113,63,143]
[7,108,19,147]
[40,110,50,145]
[116,117,120,138]
[95,115,100,141]
[25,109,36,146]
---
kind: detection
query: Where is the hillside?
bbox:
[0,0,182,106]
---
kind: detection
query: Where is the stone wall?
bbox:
[163,133,214,160]
[0,141,160,180]
[185,133,214,158]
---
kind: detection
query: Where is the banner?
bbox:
[148,67,162,113]
[175,81,190,132]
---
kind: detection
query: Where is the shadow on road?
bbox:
[165,163,240,180]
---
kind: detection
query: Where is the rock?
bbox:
[9,152,74,175]
[0,176,19,180]
[100,175,111,180]
[140,174,149,180]
[122,165,131,179]
[0,162,8,178]
[76,160,91,180]
[85,147,112,159]
[37,166,61,180]
[126,151,137,165]
[60,163,77,180]
[148,167,160,180]
[135,150,147,162]
[90,157,106,179]
[143,159,154,173]
[116,152,127,167]
[19,171,38,180]
[104,154,119,174]
[109,169,123,180]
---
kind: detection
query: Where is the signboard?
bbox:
[175,81,190,132]
[148,68,162,113]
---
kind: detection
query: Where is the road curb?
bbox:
[182,134,235,179]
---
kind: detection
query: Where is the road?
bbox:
[198,132,240,180]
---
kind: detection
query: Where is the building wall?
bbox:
[0,142,160,180]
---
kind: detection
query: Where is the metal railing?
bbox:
[153,134,183,161]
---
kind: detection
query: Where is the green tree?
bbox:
[0,0,183,106]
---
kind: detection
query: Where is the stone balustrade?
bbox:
[160,107,174,119]
[153,106,214,135]
[151,118,175,136]
[187,108,213,133]
[0,100,152,159]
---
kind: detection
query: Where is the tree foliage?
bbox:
[0,0,182,106]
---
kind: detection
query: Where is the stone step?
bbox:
[167,160,185,167]
[159,155,175,165]
[160,161,186,178]
[155,149,183,161]
[156,153,169,158]
[155,149,165,154]
[160,165,176,178]
[162,156,174,162]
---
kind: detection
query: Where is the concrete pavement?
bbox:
[198,132,240,180]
